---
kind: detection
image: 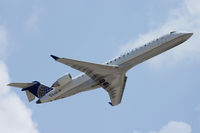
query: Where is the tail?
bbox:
[8,81,53,102]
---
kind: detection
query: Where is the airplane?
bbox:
[8,31,193,106]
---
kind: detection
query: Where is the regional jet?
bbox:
[8,31,193,106]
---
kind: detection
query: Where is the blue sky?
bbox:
[0,0,200,133]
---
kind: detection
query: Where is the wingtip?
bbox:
[7,83,12,86]
[108,102,113,106]
[7,83,16,87]
[50,55,59,60]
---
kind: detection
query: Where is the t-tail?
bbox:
[8,81,53,103]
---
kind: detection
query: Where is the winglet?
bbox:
[50,55,59,60]
[108,102,113,106]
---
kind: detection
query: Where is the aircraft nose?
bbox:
[184,33,193,39]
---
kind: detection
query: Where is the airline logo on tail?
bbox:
[8,81,53,101]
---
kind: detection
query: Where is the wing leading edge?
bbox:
[51,55,127,106]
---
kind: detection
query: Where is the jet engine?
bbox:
[52,73,72,89]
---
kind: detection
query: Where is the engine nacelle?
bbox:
[52,73,72,89]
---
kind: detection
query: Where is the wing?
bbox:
[51,55,127,106]
[50,55,120,76]
[106,74,127,106]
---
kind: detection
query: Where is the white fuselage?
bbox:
[40,32,192,103]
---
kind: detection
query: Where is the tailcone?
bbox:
[36,99,41,104]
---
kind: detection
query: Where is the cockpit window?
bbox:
[170,31,176,34]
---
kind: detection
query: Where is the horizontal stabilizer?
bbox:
[8,81,53,99]
[25,90,35,102]
[8,82,36,88]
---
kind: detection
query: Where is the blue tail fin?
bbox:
[22,81,53,98]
